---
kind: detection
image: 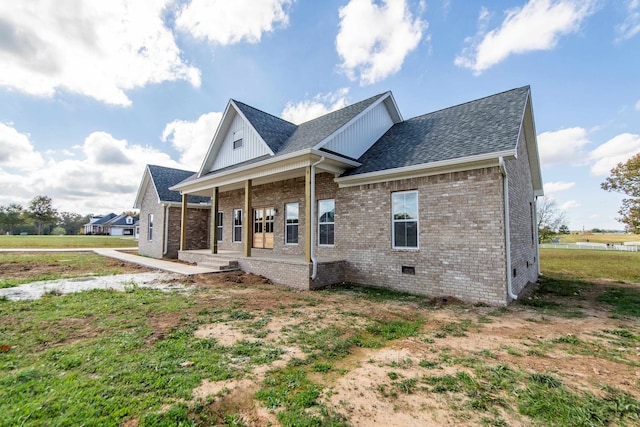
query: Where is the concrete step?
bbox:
[197,259,239,272]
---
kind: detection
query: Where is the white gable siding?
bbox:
[211,114,271,172]
[322,102,394,160]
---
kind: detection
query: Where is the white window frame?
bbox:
[285,203,299,245]
[147,213,153,241]
[233,130,243,150]
[217,211,223,242]
[233,209,242,242]
[392,190,419,250]
[318,199,335,247]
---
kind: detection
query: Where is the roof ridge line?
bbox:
[407,86,530,121]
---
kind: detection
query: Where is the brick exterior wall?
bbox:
[171,165,538,305]
[138,183,164,259]
[138,179,211,259]
[335,168,508,305]
[505,131,540,295]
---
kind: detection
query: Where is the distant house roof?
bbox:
[92,213,117,225]
[147,165,210,204]
[107,214,139,227]
[343,86,530,176]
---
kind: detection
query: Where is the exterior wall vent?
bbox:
[401,266,415,275]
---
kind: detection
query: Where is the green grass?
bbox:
[540,248,640,283]
[0,288,281,427]
[0,252,144,288]
[0,235,138,249]
[597,286,640,317]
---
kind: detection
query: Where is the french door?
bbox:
[253,207,274,249]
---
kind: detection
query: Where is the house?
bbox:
[83,213,117,235]
[105,214,138,236]
[134,87,543,305]
[134,165,211,258]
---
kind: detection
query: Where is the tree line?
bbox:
[0,195,90,236]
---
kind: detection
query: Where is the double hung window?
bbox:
[285,203,299,244]
[318,199,335,246]
[392,191,419,249]
[217,212,223,242]
[233,209,242,242]
[147,213,153,241]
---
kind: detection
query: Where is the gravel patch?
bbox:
[0,272,190,301]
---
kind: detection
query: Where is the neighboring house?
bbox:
[105,214,138,236]
[135,87,543,305]
[133,165,211,258]
[83,213,117,235]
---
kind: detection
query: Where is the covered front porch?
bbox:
[171,150,357,288]
[178,249,347,290]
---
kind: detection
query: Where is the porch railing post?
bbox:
[243,179,252,257]
[211,187,219,254]
[180,193,187,251]
[305,166,311,263]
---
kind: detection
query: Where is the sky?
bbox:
[0,0,639,231]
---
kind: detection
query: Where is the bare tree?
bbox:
[537,198,567,242]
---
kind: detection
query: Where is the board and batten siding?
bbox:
[211,113,272,172]
[322,101,394,160]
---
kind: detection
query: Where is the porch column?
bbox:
[179,193,187,251]
[210,187,219,254]
[304,166,312,263]
[243,179,252,257]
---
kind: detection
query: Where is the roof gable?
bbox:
[344,86,530,176]
[134,165,210,208]
[199,101,280,176]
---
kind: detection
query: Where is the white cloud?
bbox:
[0,131,182,215]
[537,127,590,167]
[162,112,223,170]
[336,0,426,85]
[635,99,640,110]
[0,123,44,171]
[544,181,576,195]
[589,133,640,175]
[0,0,200,106]
[281,88,350,124]
[455,0,597,74]
[616,0,640,41]
[175,0,293,45]
[560,200,580,210]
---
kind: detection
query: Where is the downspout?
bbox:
[534,196,541,276]
[310,156,326,280]
[163,204,170,256]
[499,157,518,301]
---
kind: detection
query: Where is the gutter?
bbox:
[310,156,326,280]
[499,157,518,301]
[163,204,170,256]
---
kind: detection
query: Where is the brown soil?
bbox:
[6,256,640,426]
[0,252,150,280]
[160,273,640,426]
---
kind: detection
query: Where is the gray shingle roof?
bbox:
[148,165,210,204]
[233,101,297,153]
[343,86,530,176]
[278,93,388,155]
[233,92,388,157]
[93,213,117,225]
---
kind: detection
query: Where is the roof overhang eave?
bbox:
[171,149,361,194]
[335,150,516,188]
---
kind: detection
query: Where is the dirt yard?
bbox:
[159,272,640,426]
[3,257,640,426]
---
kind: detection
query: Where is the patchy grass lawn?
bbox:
[0,252,150,288]
[554,233,640,244]
[1,251,639,426]
[0,235,138,249]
